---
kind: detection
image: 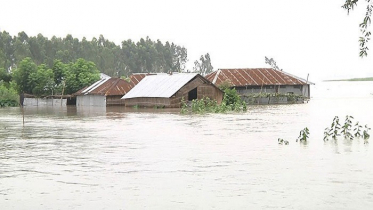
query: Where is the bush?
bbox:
[181,88,247,114]
[0,82,19,107]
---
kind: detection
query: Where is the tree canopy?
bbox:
[12,57,100,96]
[0,31,190,76]
[193,53,213,76]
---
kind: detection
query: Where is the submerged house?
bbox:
[75,77,134,106]
[122,73,223,108]
[205,68,314,98]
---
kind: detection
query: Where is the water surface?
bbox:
[1,81,373,209]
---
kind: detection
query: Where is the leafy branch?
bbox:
[342,0,373,57]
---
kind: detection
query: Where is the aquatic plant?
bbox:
[363,125,371,140]
[354,122,363,137]
[341,115,354,140]
[323,115,370,143]
[323,127,331,141]
[278,138,289,145]
[296,127,310,142]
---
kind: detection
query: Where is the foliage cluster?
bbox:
[0,31,190,77]
[192,53,213,76]
[342,0,373,57]
[278,127,310,145]
[324,115,370,143]
[242,92,304,104]
[296,127,310,142]
[11,57,100,96]
[0,81,18,107]
[181,88,247,114]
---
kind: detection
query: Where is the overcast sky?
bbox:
[1,0,372,82]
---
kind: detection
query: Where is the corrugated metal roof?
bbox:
[129,73,163,85]
[205,68,314,87]
[75,78,134,96]
[122,73,198,99]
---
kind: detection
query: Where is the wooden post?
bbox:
[61,81,65,106]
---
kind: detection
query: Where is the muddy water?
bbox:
[1,81,373,209]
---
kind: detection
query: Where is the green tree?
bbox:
[29,64,55,96]
[12,57,37,94]
[63,58,100,94]
[0,67,11,83]
[342,0,373,57]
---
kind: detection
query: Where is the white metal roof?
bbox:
[122,73,198,99]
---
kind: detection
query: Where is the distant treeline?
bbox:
[325,77,373,82]
[0,30,189,76]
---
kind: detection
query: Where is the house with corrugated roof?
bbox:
[205,68,314,98]
[75,77,134,106]
[122,73,223,108]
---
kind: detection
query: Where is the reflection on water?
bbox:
[1,82,373,209]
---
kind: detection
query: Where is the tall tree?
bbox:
[11,57,37,94]
[63,58,100,94]
[29,64,55,96]
[342,0,373,57]
[193,53,213,75]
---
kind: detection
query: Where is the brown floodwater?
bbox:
[1,81,373,209]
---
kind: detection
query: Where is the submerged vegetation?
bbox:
[324,115,370,143]
[181,88,246,114]
[242,92,305,105]
[296,127,310,143]
[280,115,370,145]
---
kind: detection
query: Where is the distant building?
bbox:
[75,77,134,106]
[122,73,223,108]
[205,68,314,98]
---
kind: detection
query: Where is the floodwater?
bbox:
[1,81,373,210]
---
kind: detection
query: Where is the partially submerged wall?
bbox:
[237,84,310,99]
[76,95,106,107]
[23,98,67,106]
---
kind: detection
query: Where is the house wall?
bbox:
[106,95,126,106]
[76,95,106,107]
[236,85,310,98]
[124,97,171,108]
[23,98,67,106]
[175,77,223,107]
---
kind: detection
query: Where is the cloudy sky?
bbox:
[1,0,372,82]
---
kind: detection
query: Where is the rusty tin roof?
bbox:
[75,78,134,96]
[205,68,314,87]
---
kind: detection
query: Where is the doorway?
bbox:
[188,88,197,101]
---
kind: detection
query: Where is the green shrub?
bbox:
[0,82,19,107]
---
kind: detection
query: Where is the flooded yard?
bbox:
[1,81,373,209]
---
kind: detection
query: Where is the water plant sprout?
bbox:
[323,115,370,143]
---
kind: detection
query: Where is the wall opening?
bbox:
[188,88,197,101]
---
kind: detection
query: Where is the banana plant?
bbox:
[341,115,354,140]
[296,127,310,142]
[354,122,363,137]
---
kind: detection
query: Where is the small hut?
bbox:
[122,73,223,108]
[205,68,314,98]
[75,77,134,106]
